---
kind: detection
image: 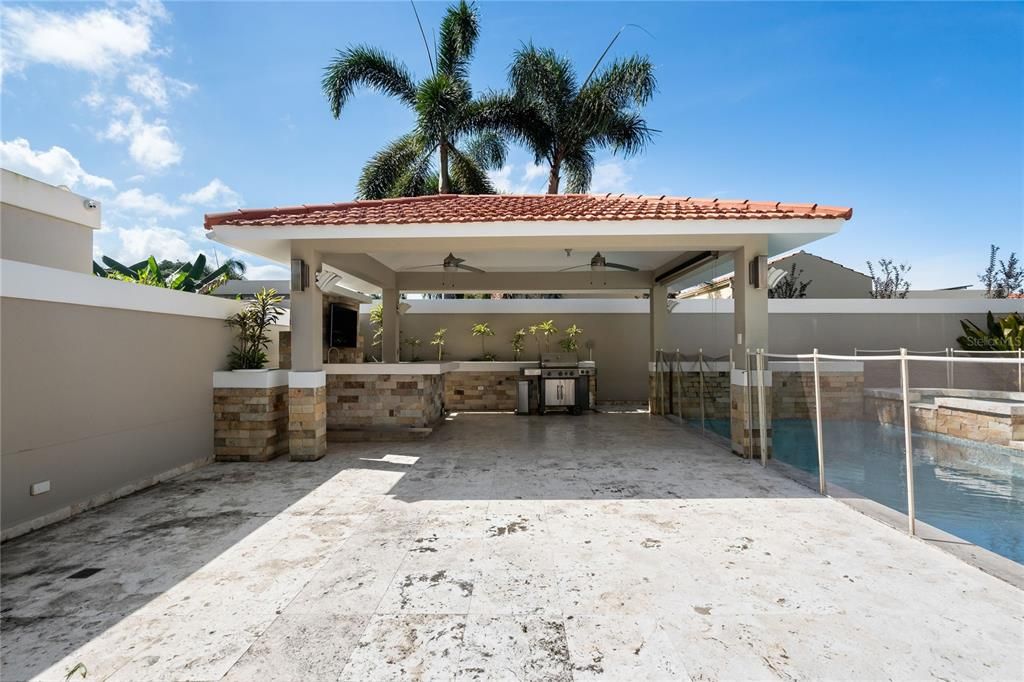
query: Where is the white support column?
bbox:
[649,283,668,362]
[731,242,769,360]
[381,287,400,363]
[289,243,323,371]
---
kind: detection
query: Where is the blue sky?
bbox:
[2,1,1021,286]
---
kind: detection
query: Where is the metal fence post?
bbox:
[812,348,826,494]
[945,347,952,389]
[744,350,753,460]
[698,348,706,435]
[900,348,916,535]
[1018,348,1022,393]
[755,348,768,468]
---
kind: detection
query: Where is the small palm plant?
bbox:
[404,336,423,362]
[511,328,527,360]
[430,327,447,361]
[536,320,559,353]
[471,322,496,360]
[225,289,285,370]
[559,324,583,352]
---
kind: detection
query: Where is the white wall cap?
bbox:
[288,371,327,388]
[1,169,101,229]
[213,369,289,388]
[0,258,245,319]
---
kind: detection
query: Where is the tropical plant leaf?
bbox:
[101,256,138,279]
[322,45,418,117]
[437,0,479,80]
[358,133,433,199]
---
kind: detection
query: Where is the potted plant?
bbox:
[559,324,583,352]
[430,327,447,361]
[471,322,496,361]
[226,288,285,371]
[511,328,526,360]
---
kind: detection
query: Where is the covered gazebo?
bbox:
[207,193,852,459]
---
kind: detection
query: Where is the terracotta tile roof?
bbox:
[204,193,853,229]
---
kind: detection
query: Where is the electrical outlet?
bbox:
[30,481,51,496]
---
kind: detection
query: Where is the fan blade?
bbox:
[558,264,590,272]
[403,263,445,271]
[606,262,639,272]
[457,263,485,273]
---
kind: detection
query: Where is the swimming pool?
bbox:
[689,417,1024,564]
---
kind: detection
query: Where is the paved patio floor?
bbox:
[2,413,1022,681]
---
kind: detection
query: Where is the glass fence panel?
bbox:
[906,355,1024,563]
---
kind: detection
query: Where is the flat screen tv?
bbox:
[326,303,358,348]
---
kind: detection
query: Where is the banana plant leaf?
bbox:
[101,256,138,279]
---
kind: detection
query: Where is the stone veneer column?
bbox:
[289,371,327,460]
[730,368,772,459]
[212,370,289,462]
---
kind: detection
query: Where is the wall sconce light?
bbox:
[291,258,309,292]
[748,254,768,289]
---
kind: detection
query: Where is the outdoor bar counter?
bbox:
[323,361,596,440]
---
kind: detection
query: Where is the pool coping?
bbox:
[672,418,1024,590]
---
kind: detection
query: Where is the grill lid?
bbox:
[540,352,579,368]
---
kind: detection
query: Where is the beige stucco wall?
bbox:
[357,306,1009,401]
[1,297,236,537]
[0,203,94,274]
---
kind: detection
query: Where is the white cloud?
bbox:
[0,1,165,76]
[523,163,547,183]
[0,137,114,190]
[126,64,195,108]
[111,188,187,217]
[589,161,631,194]
[488,162,549,194]
[246,263,290,280]
[104,98,182,171]
[112,225,196,263]
[180,178,243,207]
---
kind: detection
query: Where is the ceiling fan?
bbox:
[560,252,638,273]
[404,253,485,273]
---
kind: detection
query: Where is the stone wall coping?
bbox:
[934,396,1024,417]
[324,360,589,375]
[213,369,289,389]
[289,371,327,388]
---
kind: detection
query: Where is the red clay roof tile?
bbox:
[204,193,853,229]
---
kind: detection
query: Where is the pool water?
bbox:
[689,418,1024,564]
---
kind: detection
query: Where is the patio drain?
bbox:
[67,568,103,580]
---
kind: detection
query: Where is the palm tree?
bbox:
[502,42,656,193]
[322,1,506,198]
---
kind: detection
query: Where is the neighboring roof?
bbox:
[673,250,869,298]
[204,193,853,229]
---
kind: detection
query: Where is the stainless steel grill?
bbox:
[521,353,593,415]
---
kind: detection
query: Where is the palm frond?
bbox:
[357,133,433,199]
[508,43,577,126]
[437,0,479,80]
[598,110,655,157]
[415,73,473,141]
[462,131,506,171]
[448,146,495,194]
[563,146,594,194]
[322,46,418,117]
[584,55,656,109]
[393,146,440,197]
